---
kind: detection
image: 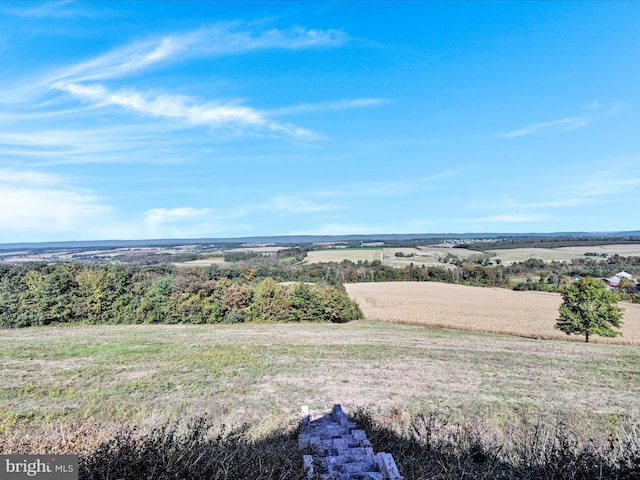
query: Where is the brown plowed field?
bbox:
[345,281,640,345]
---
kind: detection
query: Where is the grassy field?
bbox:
[413,246,484,260]
[303,243,640,267]
[2,321,640,449]
[556,243,640,256]
[304,248,383,263]
[345,281,640,344]
[485,247,587,263]
[304,247,477,267]
[486,243,640,264]
[382,247,458,268]
[173,256,225,267]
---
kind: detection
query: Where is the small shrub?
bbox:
[223,310,245,323]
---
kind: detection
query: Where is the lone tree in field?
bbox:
[556,277,623,342]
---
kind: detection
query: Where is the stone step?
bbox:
[299,404,404,480]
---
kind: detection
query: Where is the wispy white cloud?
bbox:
[497,101,624,138]
[55,82,315,138]
[50,24,348,84]
[204,195,340,220]
[33,23,349,140]
[0,187,256,240]
[583,100,624,114]
[49,35,196,84]
[505,178,640,212]
[141,206,257,239]
[0,104,101,120]
[0,124,180,165]
[575,176,640,197]
[290,223,386,236]
[271,98,388,115]
[144,207,210,231]
[0,21,349,169]
[465,171,640,232]
[507,175,640,210]
[314,181,409,198]
[0,169,64,187]
[5,0,100,18]
[498,116,590,138]
[500,196,587,210]
[470,213,555,223]
[313,170,463,198]
[267,196,340,214]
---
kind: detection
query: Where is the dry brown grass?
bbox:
[0,420,117,456]
[345,281,640,345]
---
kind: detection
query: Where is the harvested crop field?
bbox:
[345,281,640,344]
[556,243,640,255]
[305,248,382,263]
[174,257,225,267]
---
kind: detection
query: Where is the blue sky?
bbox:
[1,1,639,242]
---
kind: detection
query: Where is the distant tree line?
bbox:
[3,253,640,328]
[306,255,639,300]
[223,251,263,262]
[311,254,638,290]
[461,236,640,251]
[0,263,363,328]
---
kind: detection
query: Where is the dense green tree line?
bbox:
[0,264,363,328]
[223,251,263,262]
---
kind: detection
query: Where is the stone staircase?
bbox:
[298,404,403,480]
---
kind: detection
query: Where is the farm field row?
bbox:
[486,244,640,264]
[304,247,470,268]
[345,281,640,344]
[2,321,639,453]
[304,243,640,266]
[173,257,225,267]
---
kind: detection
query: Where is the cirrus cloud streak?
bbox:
[56,82,314,138]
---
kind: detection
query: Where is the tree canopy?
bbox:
[555,277,623,342]
[0,263,363,328]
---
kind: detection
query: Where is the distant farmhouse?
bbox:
[603,271,638,288]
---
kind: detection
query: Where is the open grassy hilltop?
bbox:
[2,321,639,438]
[2,320,639,478]
[3,276,640,478]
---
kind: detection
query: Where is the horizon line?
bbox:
[2,230,640,249]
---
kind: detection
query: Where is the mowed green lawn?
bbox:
[2,322,639,440]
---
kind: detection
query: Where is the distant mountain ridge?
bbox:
[1,231,639,250]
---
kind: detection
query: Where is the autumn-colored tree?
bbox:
[245,278,289,322]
